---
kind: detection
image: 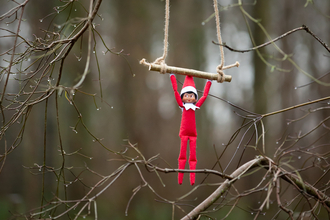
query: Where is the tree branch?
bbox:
[277,168,330,209]
[262,96,330,117]
[181,156,330,220]
[181,156,267,220]
[149,165,233,180]
[214,25,330,54]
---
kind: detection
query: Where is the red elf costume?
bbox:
[170,74,212,185]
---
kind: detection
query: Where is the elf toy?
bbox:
[169,74,212,185]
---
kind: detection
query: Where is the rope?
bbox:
[153,0,170,74]
[217,66,225,83]
[213,0,225,83]
[140,0,238,82]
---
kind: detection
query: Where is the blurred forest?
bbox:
[1,0,330,219]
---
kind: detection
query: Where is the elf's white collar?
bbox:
[183,103,199,111]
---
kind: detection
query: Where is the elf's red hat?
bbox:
[180,75,198,99]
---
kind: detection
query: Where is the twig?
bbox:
[262,96,330,117]
[72,0,99,90]
[303,24,330,53]
[278,169,330,209]
[150,166,233,180]
[0,1,27,103]
[213,25,330,54]
[276,178,294,219]
[295,71,330,89]
[52,163,131,219]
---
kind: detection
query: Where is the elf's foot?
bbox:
[190,173,195,185]
[178,173,184,185]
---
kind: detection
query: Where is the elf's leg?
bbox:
[178,135,188,185]
[189,136,197,185]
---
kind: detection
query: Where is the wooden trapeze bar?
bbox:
[140,59,235,83]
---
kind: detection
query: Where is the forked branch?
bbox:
[181,156,330,220]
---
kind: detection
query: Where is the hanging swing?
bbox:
[140,0,239,83]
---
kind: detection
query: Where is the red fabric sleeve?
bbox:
[170,75,184,107]
[196,80,212,108]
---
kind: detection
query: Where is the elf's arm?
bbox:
[196,80,212,108]
[170,74,184,107]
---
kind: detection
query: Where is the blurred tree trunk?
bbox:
[241,0,271,208]
[111,0,155,148]
[278,2,296,131]
[252,0,270,114]
[110,0,157,213]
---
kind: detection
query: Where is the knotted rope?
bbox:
[217,66,225,83]
[213,0,239,83]
[153,0,170,74]
[140,0,170,74]
[140,0,238,83]
[213,0,225,83]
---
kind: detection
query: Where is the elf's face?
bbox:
[182,93,196,103]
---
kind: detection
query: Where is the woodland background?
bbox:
[1,0,330,219]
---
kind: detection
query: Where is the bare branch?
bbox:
[214,25,330,54]
[182,156,330,219]
[182,156,267,220]
[149,165,233,180]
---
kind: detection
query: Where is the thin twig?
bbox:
[262,96,330,117]
[214,25,330,54]
[150,166,233,180]
[0,1,27,103]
